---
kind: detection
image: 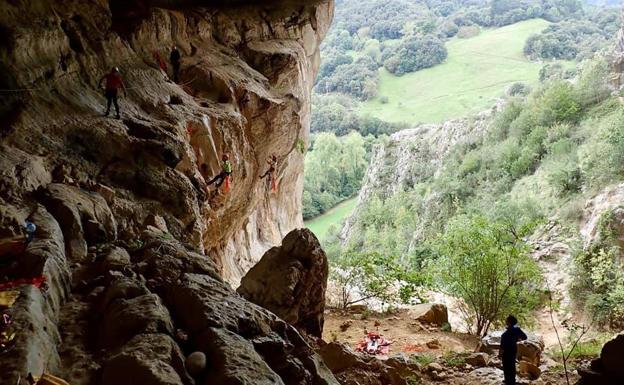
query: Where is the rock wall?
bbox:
[0,1,337,384]
[341,113,491,244]
[0,0,333,285]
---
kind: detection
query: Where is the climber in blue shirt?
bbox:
[500,315,528,385]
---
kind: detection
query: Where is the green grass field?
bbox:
[305,198,358,240]
[360,19,565,124]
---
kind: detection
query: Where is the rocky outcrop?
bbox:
[238,228,328,337]
[318,342,422,385]
[478,330,544,366]
[0,0,333,285]
[341,114,490,244]
[0,0,336,384]
[578,334,624,385]
[407,303,449,327]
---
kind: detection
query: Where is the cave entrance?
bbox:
[306,0,619,369]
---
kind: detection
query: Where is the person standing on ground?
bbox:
[170,46,181,83]
[98,67,126,119]
[500,315,528,385]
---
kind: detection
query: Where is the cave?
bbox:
[0,0,622,384]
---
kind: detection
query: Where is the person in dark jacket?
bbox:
[500,315,528,385]
[170,46,181,83]
[98,67,126,119]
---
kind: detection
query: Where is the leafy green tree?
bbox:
[432,215,542,336]
[382,35,447,75]
[331,251,424,309]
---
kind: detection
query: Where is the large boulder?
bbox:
[101,334,191,385]
[237,228,328,337]
[478,330,544,365]
[317,342,421,385]
[407,303,449,326]
[578,334,624,385]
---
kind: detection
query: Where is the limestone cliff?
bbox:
[0,1,336,384]
[0,0,333,285]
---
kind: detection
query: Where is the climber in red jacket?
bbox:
[98,67,127,119]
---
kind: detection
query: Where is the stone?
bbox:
[479,330,544,364]
[318,342,366,373]
[426,339,441,349]
[185,351,207,377]
[466,352,490,367]
[466,367,505,385]
[518,339,543,365]
[580,334,624,384]
[237,228,329,337]
[99,246,131,273]
[600,333,624,379]
[408,303,449,326]
[101,334,191,385]
[318,342,420,385]
[98,294,174,349]
[144,214,169,233]
[518,360,541,380]
[40,184,117,261]
[426,362,444,372]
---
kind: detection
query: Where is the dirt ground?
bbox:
[323,308,583,385]
[323,308,478,357]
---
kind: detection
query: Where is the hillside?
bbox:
[338,57,624,331]
[360,19,569,123]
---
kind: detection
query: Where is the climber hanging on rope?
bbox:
[260,154,279,193]
[170,46,181,83]
[207,153,232,193]
[98,67,127,119]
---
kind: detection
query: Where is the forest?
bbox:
[304,0,620,220]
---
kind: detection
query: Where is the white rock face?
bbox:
[342,114,491,243]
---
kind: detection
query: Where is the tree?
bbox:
[383,35,447,75]
[432,214,542,336]
[330,251,423,309]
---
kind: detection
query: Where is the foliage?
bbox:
[411,353,436,367]
[330,250,424,309]
[572,211,624,327]
[311,94,407,136]
[303,132,369,219]
[431,214,543,336]
[457,25,480,38]
[382,35,448,75]
[524,12,619,61]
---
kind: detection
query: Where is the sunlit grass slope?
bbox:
[360,19,567,123]
[305,198,357,240]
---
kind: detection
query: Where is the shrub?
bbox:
[383,35,447,75]
[507,82,531,96]
[432,214,543,336]
[457,25,480,38]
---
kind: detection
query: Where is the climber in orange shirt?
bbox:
[98,67,127,119]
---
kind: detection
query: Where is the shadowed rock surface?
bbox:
[238,228,328,337]
[0,0,336,384]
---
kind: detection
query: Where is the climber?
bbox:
[98,67,127,119]
[207,154,232,192]
[170,46,181,83]
[500,315,528,385]
[260,154,278,192]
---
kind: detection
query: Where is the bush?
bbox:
[507,82,531,96]
[456,25,480,38]
[379,96,389,104]
[432,214,542,336]
[331,251,423,309]
[383,35,447,75]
